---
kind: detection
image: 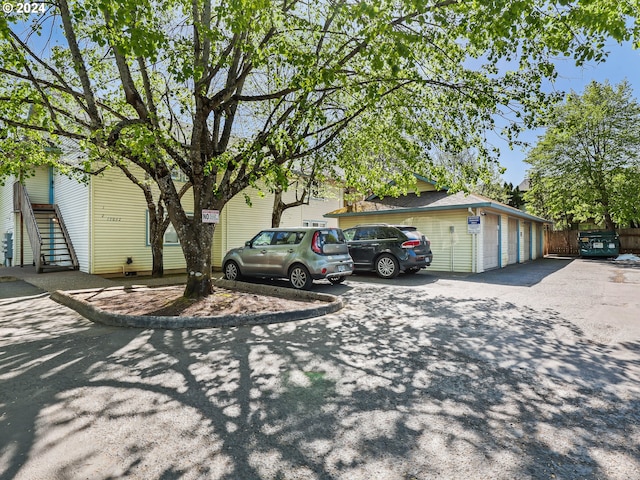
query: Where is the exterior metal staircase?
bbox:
[13,182,79,273]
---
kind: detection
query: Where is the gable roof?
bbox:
[518,178,530,192]
[325,190,550,224]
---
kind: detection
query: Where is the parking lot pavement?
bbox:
[0,278,46,299]
[1,258,639,480]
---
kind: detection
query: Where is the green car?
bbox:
[222,227,354,289]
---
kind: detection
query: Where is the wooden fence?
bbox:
[545,228,640,256]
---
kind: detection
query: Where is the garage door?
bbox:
[508,218,518,264]
[483,214,499,270]
[523,222,531,261]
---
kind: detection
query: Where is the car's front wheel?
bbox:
[224,261,241,281]
[289,264,313,290]
[375,254,399,279]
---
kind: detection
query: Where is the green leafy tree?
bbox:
[502,182,525,209]
[1,1,638,297]
[525,81,640,230]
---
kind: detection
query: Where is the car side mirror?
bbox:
[245,240,252,248]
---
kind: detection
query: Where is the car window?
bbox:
[343,229,356,241]
[381,227,401,239]
[252,231,274,246]
[273,231,289,245]
[318,229,345,244]
[273,231,304,245]
[355,227,375,240]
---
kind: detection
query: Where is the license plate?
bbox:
[337,265,346,272]
[593,242,604,249]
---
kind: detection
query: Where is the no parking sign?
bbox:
[202,210,219,223]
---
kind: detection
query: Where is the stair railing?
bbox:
[13,182,43,272]
[53,204,79,269]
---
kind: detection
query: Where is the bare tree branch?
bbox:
[137,57,159,127]
[0,116,86,140]
[57,0,101,126]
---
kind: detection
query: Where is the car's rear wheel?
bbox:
[329,276,345,285]
[289,264,313,290]
[404,267,420,274]
[375,254,399,279]
[224,261,241,281]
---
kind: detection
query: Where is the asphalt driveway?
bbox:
[1,258,639,479]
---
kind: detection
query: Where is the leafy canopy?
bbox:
[1,0,637,195]
[525,81,640,229]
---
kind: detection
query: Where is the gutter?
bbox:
[325,202,551,224]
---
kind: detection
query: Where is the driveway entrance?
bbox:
[1,258,639,479]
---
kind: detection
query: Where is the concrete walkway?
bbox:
[0,265,187,296]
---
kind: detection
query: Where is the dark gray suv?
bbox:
[222,227,354,289]
[343,224,433,278]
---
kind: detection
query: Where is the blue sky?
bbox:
[497,41,640,186]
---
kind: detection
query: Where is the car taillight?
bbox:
[311,231,323,254]
[401,239,421,249]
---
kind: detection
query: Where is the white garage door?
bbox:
[508,218,518,264]
[483,214,499,270]
[523,222,531,261]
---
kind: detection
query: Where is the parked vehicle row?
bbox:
[223,227,353,290]
[222,224,433,289]
[343,224,432,278]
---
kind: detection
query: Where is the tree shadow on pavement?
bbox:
[1,284,639,479]
[461,257,575,287]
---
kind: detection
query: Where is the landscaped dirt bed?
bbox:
[74,285,322,317]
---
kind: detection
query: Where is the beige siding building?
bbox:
[1,165,342,275]
[212,185,339,268]
[2,167,51,267]
[325,178,548,273]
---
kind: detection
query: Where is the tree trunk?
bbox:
[150,228,164,278]
[117,165,170,278]
[181,222,215,298]
[271,184,309,228]
[603,212,616,231]
[147,204,168,278]
[272,188,285,228]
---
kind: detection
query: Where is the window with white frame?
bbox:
[163,222,180,245]
[147,212,192,245]
[171,169,189,183]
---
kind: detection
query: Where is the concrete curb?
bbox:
[50,279,344,329]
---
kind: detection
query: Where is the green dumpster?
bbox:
[578,231,620,257]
